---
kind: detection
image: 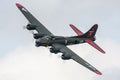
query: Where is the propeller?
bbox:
[30,30,36,42]
[23,25,27,29]
[57,53,61,59]
[23,22,31,30]
[47,47,53,57]
[57,53,67,64]
[29,30,34,34]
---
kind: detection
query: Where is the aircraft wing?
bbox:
[52,44,102,75]
[16,3,53,36]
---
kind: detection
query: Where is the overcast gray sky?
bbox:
[0,0,120,80]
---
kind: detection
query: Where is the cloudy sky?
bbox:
[0,0,120,80]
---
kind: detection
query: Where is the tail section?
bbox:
[69,24,83,36]
[85,39,105,53]
[69,24,105,54]
[81,24,98,38]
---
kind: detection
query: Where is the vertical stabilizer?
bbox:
[81,24,98,38]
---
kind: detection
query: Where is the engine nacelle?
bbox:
[35,40,42,47]
[26,24,37,30]
[61,53,71,60]
[33,33,44,39]
[50,47,60,54]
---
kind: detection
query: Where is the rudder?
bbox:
[81,24,98,38]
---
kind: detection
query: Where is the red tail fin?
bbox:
[69,24,83,36]
[85,40,105,54]
[69,24,105,54]
[81,24,98,38]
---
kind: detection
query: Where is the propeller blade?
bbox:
[23,26,27,29]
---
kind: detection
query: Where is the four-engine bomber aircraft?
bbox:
[16,3,105,75]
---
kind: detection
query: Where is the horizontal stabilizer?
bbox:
[69,24,83,36]
[85,40,105,54]
[81,24,98,38]
[69,24,98,38]
[69,24,105,54]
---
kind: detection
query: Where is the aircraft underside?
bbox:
[35,36,95,47]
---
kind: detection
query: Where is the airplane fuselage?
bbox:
[35,36,95,47]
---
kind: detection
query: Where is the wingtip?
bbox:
[100,49,106,54]
[95,71,102,75]
[102,51,106,54]
[69,24,74,27]
[16,3,23,7]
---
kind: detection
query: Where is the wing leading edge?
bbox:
[16,3,53,36]
[52,44,102,75]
